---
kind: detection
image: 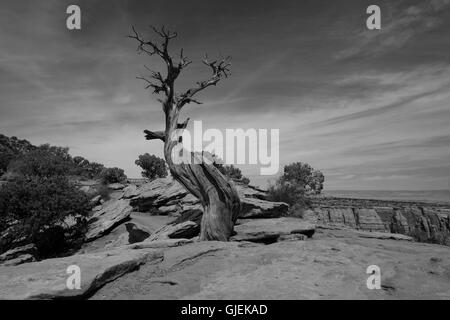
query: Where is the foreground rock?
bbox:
[239,197,289,218]
[231,218,316,243]
[92,228,450,300]
[86,199,132,241]
[0,248,163,299]
[0,244,37,266]
[148,221,199,241]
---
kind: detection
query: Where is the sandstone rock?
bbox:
[128,178,289,220]
[0,244,37,263]
[122,184,138,198]
[231,218,315,243]
[240,197,288,218]
[2,254,36,266]
[310,197,450,244]
[129,178,189,213]
[104,233,129,249]
[107,183,127,190]
[0,248,163,299]
[235,183,268,200]
[90,195,102,206]
[148,221,200,241]
[354,230,413,241]
[86,199,132,241]
[126,238,194,249]
[125,222,151,244]
[391,210,412,234]
[326,208,357,227]
[93,229,450,300]
[354,208,388,232]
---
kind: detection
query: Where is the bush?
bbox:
[282,162,324,195]
[100,167,127,184]
[266,161,324,216]
[135,153,167,180]
[0,152,16,176]
[267,179,311,209]
[0,176,92,258]
[7,147,72,178]
[70,156,105,179]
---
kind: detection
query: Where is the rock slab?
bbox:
[0,248,163,299]
[231,218,316,243]
[86,199,132,241]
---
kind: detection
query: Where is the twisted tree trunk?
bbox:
[130,26,241,240]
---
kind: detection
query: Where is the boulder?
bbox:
[0,243,37,265]
[231,218,315,243]
[0,248,163,299]
[239,197,289,219]
[90,195,102,206]
[148,221,200,241]
[104,233,130,249]
[2,254,35,266]
[129,178,189,213]
[86,199,132,241]
[122,184,138,198]
[235,183,268,200]
[125,222,151,244]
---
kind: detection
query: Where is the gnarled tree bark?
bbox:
[129,26,241,241]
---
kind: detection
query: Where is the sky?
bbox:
[1,0,450,190]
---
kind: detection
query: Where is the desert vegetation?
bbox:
[135,153,168,180]
[0,135,128,258]
[267,162,325,216]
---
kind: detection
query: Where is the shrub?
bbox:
[135,153,167,180]
[7,147,72,178]
[267,179,311,208]
[70,156,105,179]
[100,167,127,184]
[0,152,16,176]
[282,162,324,195]
[266,162,324,216]
[0,176,92,258]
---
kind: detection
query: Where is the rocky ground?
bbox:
[1,178,450,300]
[92,227,450,300]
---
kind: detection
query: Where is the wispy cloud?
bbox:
[335,0,450,59]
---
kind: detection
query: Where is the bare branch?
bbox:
[143,130,165,142]
[177,55,231,109]
[177,117,190,129]
[178,48,192,70]
[136,76,165,94]
[128,26,164,58]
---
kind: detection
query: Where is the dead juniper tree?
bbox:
[129,26,241,241]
